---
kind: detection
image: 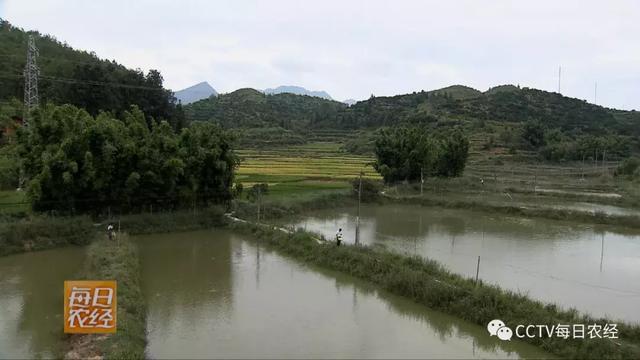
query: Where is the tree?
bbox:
[434,130,469,177]
[351,177,381,202]
[522,120,546,148]
[16,103,238,213]
[373,126,468,183]
[247,183,268,202]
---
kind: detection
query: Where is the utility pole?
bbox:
[23,35,39,127]
[558,66,562,94]
[420,168,424,196]
[257,187,262,222]
[355,172,363,245]
[594,82,598,105]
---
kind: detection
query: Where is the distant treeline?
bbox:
[184,85,640,157]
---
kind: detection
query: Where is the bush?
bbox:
[351,177,382,202]
[616,157,640,178]
[0,215,95,256]
[247,183,268,202]
[118,207,226,235]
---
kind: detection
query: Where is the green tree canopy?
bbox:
[16,104,238,213]
[373,126,469,183]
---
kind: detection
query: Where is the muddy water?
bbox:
[0,247,86,359]
[136,230,550,359]
[289,204,640,323]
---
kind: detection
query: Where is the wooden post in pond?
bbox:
[355,172,363,245]
[420,168,424,196]
[475,256,481,286]
[600,233,605,272]
[257,187,262,222]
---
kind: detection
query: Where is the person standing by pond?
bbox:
[336,228,343,246]
[107,223,115,241]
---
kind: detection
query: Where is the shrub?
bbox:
[351,177,382,202]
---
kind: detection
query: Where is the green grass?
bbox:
[65,235,146,359]
[0,207,227,258]
[237,142,379,201]
[231,222,640,360]
[0,215,95,257]
[0,189,29,215]
[118,207,227,235]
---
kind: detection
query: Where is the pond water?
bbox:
[288,204,640,323]
[136,230,550,359]
[0,247,86,359]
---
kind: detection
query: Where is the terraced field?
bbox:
[236,142,380,201]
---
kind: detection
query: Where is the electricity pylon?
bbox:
[23,34,39,126]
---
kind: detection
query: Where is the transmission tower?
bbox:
[23,35,39,126]
[557,66,562,93]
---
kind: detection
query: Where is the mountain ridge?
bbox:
[263,85,333,100]
[174,81,218,104]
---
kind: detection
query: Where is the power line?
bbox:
[0,73,168,91]
[0,53,128,67]
[38,75,168,91]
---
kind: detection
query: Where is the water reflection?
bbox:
[288,204,640,323]
[136,230,550,359]
[0,247,85,358]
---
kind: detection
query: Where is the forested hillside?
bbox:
[0,19,184,128]
[185,88,347,129]
[185,83,640,159]
[186,84,638,134]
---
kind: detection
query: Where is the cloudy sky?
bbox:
[1,0,639,109]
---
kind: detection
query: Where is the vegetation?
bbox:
[16,103,238,214]
[246,183,268,202]
[0,20,184,128]
[235,142,378,202]
[232,223,640,359]
[185,88,346,130]
[184,83,639,163]
[615,156,640,179]
[0,206,227,257]
[233,192,355,221]
[65,236,146,359]
[116,206,226,235]
[392,195,640,229]
[0,215,94,256]
[351,177,382,202]
[373,126,469,183]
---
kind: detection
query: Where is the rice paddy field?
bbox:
[236,135,639,209]
[236,142,380,202]
[0,189,27,214]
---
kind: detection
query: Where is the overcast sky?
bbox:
[1,0,639,109]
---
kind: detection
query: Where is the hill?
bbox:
[185,88,346,129]
[185,84,640,135]
[174,81,217,104]
[0,19,181,125]
[428,85,482,99]
[263,85,333,100]
[184,84,640,158]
